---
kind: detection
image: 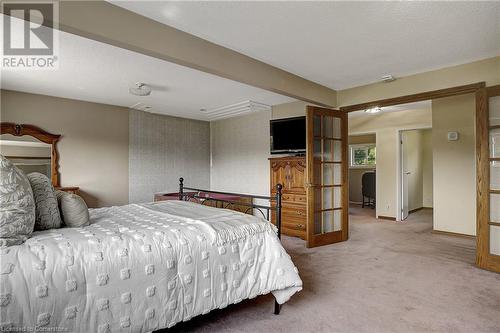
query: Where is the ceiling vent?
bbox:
[130,102,152,112]
[201,100,271,121]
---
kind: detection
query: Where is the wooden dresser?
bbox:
[270,156,307,239]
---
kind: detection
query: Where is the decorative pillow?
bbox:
[27,172,62,231]
[56,190,90,227]
[0,155,36,246]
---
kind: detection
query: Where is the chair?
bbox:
[362,172,376,209]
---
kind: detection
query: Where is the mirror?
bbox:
[0,135,52,178]
[0,123,61,186]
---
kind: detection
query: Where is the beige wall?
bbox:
[210,110,271,197]
[349,109,432,218]
[1,90,130,208]
[0,90,212,208]
[432,94,476,235]
[348,134,376,203]
[272,101,310,119]
[209,102,310,201]
[422,129,433,208]
[338,56,500,106]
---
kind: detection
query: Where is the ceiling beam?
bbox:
[340,82,485,112]
[43,1,336,107]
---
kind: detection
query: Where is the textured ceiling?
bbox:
[1,16,294,121]
[112,1,500,90]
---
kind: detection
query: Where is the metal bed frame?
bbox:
[178,177,283,315]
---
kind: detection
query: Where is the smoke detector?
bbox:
[381,75,396,83]
[129,82,152,96]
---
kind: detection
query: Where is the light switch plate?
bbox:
[447,131,459,141]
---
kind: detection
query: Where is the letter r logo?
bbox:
[3,2,54,56]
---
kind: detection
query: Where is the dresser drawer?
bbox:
[271,204,306,222]
[272,211,307,239]
[282,220,306,231]
[271,194,307,211]
[280,204,306,233]
[281,214,306,231]
[281,226,306,240]
[281,193,306,204]
[282,205,306,218]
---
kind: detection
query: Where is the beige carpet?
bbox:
[165,207,500,333]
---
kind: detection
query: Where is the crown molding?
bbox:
[203,100,271,121]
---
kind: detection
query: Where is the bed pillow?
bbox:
[0,155,36,246]
[56,190,90,227]
[27,172,62,231]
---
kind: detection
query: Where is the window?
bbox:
[350,144,376,168]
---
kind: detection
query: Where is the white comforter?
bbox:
[0,201,302,332]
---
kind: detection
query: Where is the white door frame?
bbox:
[396,126,432,221]
[400,131,410,221]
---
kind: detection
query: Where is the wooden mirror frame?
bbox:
[0,122,61,187]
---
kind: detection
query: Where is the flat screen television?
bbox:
[270,116,306,154]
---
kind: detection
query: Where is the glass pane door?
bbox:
[477,86,500,273]
[306,106,348,247]
[488,95,500,257]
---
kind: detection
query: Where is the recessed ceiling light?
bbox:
[381,75,396,83]
[364,107,382,114]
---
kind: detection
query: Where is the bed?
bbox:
[0,179,302,332]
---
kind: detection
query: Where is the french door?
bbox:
[477,85,500,273]
[306,106,349,247]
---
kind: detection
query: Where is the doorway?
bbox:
[340,82,496,272]
[348,133,376,216]
[399,128,433,221]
